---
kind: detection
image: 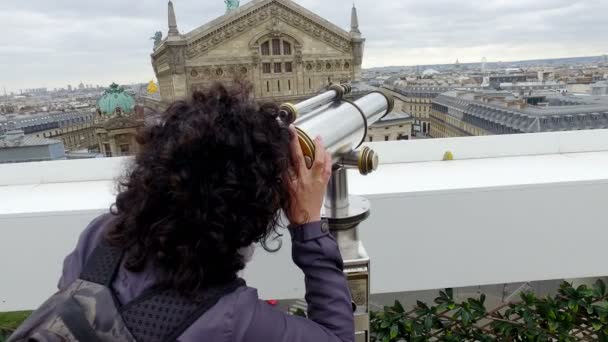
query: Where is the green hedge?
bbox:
[2,280,607,341]
[0,311,31,341]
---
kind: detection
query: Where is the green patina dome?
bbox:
[97,83,135,116]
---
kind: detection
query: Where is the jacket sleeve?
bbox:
[240,221,355,342]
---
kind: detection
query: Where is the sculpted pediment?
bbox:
[185,0,352,59]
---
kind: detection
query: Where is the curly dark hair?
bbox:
[106,83,294,295]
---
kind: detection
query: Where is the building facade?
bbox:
[430,90,608,138]
[1,112,98,152]
[94,84,143,157]
[0,127,66,163]
[366,112,413,142]
[151,0,365,104]
[384,86,454,136]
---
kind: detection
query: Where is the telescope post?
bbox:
[324,167,371,342]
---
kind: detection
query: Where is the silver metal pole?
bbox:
[324,167,371,342]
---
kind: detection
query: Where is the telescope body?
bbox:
[281,85,393,342]
[289,85,394,172]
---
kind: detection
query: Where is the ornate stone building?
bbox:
[94,84,144,157]
[151,0,365,104]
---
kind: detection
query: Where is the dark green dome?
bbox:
[97,83,135,116]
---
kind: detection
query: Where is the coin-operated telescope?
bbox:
[281,84,394,342]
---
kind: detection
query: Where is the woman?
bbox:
[57,84,354,341]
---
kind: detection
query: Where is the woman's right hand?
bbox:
[286,126,333,225]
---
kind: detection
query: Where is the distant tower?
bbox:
[349,3,365,81]
[350,3,361,37]
[168,1,180,37]
[482,57,487,73]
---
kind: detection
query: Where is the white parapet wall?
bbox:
[1,130,608,311]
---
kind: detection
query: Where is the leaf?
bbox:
[424,315,433,331]
[390,324,398,339]
[403,319,413,333]
[446,288,454,299]
[417,301,429,310]
[394,300,405,314]
[548,321,558,333]
[595,279,607,297]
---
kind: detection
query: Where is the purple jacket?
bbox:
[58,214,355,341]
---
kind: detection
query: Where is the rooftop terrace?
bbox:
[1,129,607,312]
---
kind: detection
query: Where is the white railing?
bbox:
[1,130,608,311]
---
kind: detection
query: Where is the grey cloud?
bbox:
[0,0,607,91]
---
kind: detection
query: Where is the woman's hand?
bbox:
[286,126,332,225]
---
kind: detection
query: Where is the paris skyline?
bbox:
[1,0,607,92]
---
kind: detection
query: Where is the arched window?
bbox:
[261,41,270,56]
[260,39,294,56]
[272,39,281,55]
[283,41,292,55]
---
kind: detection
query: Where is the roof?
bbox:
[97,83,135,116]
[0,132,62,148]
[381,111,412,121]
[434,90,608,133]
[0,112,94,130]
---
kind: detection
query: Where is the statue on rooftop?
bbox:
[225,0,240,12]
[151,31,163,48]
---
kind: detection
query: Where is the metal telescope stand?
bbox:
[323,167,371,342]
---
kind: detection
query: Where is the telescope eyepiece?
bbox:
[279,103,298,125]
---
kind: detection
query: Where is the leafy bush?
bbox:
[371,279,608,341]
[0,311,31,342]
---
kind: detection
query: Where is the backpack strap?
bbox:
[79,241,124,287]
[120,278,245,342]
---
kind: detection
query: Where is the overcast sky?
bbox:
[1,0,607,92]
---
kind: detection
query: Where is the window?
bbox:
[277,80,281,92]
[288,79,291,91]
[368,136,373,142]
[104,143,112,157]
[266,81,270,93]
[285,62,293,73]
[261,41,270,56]
[283,41,292,55]
[272,39,281,55]
[309,78,312,89]
[274,62,282,73]
[263,63,271,74]
[119,144,130,156]
[385,136,390,141]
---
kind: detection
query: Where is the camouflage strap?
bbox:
[78,239,246,342]
[57,297,104,342]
